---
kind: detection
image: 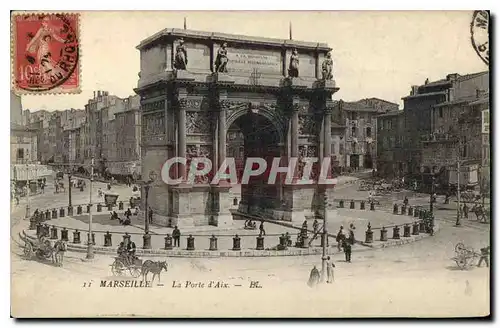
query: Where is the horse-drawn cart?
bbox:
[110,256,143,278]
[452,243,480,270]
[18,232,66,266]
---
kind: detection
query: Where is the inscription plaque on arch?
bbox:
[224,47,282,75]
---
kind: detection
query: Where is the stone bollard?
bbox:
[73,229,81,244]
[360,201,366,210]
[45,210,50,220]
[122,233,131,244]
[414,207,419,218]
[403,224,411,238]
[87,232,96,245]
[232,234,241,251]
[370,202,375,211]
[52,209,58,219]
[392,226,400,239]
[39,212,45,221]
[143,232,151,249]
[401,205,406,215]
[68,206,73,216]
[77,205,82,215]
[278,234,288,250]
[380,227,388,241]
[61,228,69,241]
[59,207,65,217]
[419,220,426,233]
[187,235,195,251]
[350,200,355,209]
[256,234,264,250]
[104,231,112,247]
[339,200,344,208]
[36,223,42,237]
[42,224,49,237]
[365,223,373,243]
[408,206,413,216]
[107,204,113,211]
[302,234,310,248]
[118,201,124,210]
[50,226,58,239]
[97,204,102,212]
[209,235,218,251]
[393,204,398,214]
[164,234,173,250]
[29,216,37,230]
[233,197,238,206]
[412,222,419,235]
[86,205,91,213]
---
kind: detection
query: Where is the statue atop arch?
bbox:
[174,38,188,70]
[288,48,299,78]
[215,42,229,73]
[321,51,334,81]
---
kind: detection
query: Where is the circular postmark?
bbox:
[15,13,79,92]
[470,10,489,66]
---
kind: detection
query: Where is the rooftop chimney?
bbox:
[93,91,96,98]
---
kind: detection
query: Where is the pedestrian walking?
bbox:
[336,226,345,251]
[348,223,356,245]
[326,256,335,283]
[343,240,352,263]
[477,246,490,268]
[259,221,266,236]
[313,219,319,235]
[307,265,320,288]
[172,226,181,247]
[463,203,469,219]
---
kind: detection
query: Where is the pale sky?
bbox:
[20,11,488,111]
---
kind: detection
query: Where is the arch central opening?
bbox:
[227,111,284,214]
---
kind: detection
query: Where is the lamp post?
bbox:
[25,162,31,219]
[455,157,462,227]
[86,157,95,260]
[430,167,439,215]
[143,170,157,234]
[68,163,72,207]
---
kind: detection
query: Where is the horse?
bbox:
[471,204,489,223]
[52,240,67,267]
[141,260,168,284]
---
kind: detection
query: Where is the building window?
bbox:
[339,143,344,155]
[352,142,357,153]
[388,120,392,130]
[331,142,336,154]
[351,127,357,137]
[17,148,24,160]
[366,127,372,138]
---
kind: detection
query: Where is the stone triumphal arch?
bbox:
[135,28,339,227]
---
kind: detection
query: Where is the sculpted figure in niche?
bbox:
[174,38,188,70]
[288,49,299,78]
[322,52,334,81]
[215,42,229,73]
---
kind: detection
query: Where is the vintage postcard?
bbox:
[10,10,490,318]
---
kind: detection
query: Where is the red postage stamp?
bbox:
[11,12,80,94]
